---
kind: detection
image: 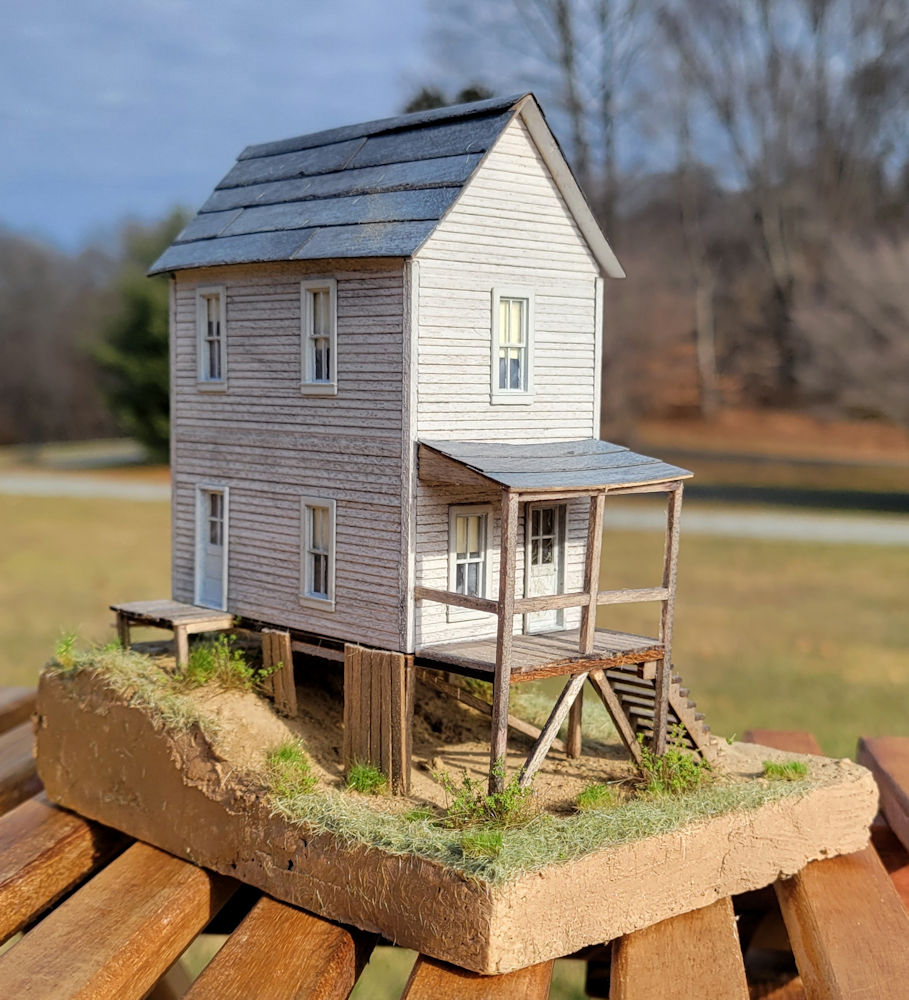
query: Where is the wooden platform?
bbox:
[416,627,663,683]
[3,685,909,997]
[110,599,235,668]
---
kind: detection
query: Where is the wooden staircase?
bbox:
[602,663,721,762]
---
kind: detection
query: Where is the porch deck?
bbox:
[416,627,664,683]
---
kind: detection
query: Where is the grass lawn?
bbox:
[3,493,907,758]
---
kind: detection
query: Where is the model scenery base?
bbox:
[34,647,877,974]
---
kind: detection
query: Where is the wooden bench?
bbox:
[2,686,909,998]
[110,600,235,668]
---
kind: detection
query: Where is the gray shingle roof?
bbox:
[149,95,528,275]
[419,439,692,491]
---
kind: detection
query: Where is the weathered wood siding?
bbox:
[412,115,602,647]
[171,260,408,650]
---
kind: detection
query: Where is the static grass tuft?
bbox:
[180,634,277,692]
[266,740,317,798]
[638,726,712,796]
[577,783,620,812]
[437,760,536,830]
[46,638,221,739]
[460,828,503,859]
[762,759,809,781]
[346,762,388,795]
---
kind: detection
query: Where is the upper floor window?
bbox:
[490,288,534,404]
[300,497,336,609]
[196,287,226,388]
[301,279,337,395]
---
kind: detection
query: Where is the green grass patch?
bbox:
[637,727,712,796]
[460,828,503,859]
[576,783,620,812]
[346,762,388,795]
[762,759,809,781]
[437,761,535,830]
[266,740,317,798]
[46,638,219,739]
[181,634,276,691]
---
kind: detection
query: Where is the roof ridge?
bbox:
[237,93,529,162]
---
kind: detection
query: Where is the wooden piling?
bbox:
[262,629,296,716]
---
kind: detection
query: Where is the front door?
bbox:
[524,504,565,633]
[197,488,227,610]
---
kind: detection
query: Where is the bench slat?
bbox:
[0,687,36,735]
[184,894,371,1000]
[0,841,235,1000]
[610,897,749,999]
[744,730,823,756]
[0,721,41,815]
[0,794,126,945]
[402,957,553,1000]
[857,736,909,857]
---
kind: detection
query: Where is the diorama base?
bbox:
[34,669,877,975]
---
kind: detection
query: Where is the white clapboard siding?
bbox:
[171,261,408,650]
[410,115,603,648]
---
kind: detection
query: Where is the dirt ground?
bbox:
[188,660,637,814]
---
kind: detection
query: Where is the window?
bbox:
[196,287,226,387]
[447,505,493,621]
[491,288,534,403]
[301,279,337,395]
[300,498,336,609]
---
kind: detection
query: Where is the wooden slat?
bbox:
[0,721,41,815]
[745,731,823,756]
[263,628,296,716]
[870,818,909,914]
[0,687,36,734]
[857,737,909,856]
[0,841,235,1000]
[519,672,587,787]
[610,897,749,999]
[184,895,372,1000]
[596,587,670,605]
[414,586,498,616]
[753,730,909,999]
[490,490,518,793]
[402,955,553,1000]
[588,669,643,767]
[390,654,413,795]
[579,492,605,656]
[652,484,683,755]
[342,644,359,767]
[0,794,126,945]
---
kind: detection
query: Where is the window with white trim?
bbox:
[447,505,493,621]
[491,288,534,403]
[300,279,337,395]
[300,497,336,609]
[196,287,226,386]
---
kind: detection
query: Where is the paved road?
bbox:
[2,470,907,546]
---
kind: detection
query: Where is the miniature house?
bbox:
[144,94,715,792]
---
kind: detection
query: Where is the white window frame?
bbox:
[300,497,337,610]
[447,504,494,622]
[196,286,227,390]
[300,278,338,396]
[194,484,229,610]
[490,287,534,405]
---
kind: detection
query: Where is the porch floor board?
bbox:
[416,627,663,683]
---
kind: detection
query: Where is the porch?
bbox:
[414,437,707,792]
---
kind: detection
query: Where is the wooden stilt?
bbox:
[174,626,189,670]
[652,484,683,756]
[519,672,588,788]
[566,696,583,759]
[262,629,296,716]
[342,644,361,770]
[116,613,131,650]
[490,491,519,794]
[588,669,644,766]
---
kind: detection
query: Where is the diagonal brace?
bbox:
[519,672,588,788]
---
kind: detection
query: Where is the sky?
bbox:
[1,0,435,249]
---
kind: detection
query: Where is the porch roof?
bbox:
[418,438,692,493]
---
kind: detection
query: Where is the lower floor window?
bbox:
[301,498,336,608]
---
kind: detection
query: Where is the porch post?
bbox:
[489,489,519,794]
[569,491,606,757]
[652,483,683,755]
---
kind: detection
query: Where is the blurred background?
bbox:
[1,1,907,994]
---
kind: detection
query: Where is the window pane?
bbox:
[542,507,554,535]
[541,537,553,564]
[311,506,328,550]
[466,515,479,555]
[467,562,479,595]
[509,299,524,344]
[456,563,466,594]
[456,516,467,555]
[313,289,330,337]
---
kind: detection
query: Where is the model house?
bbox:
[146,94,714,792]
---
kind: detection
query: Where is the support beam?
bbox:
[262,629,296,716]
[588,669,644,767]
[567,696,583,759]
[490,491,519,794]
[519,672,588,788]
[652,485,683,756]
[571,491,605,760]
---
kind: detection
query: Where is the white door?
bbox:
[197,488,227,609]
[524,504,565,633]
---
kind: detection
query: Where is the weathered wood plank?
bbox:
[587,669,643,767]
[0,687,35,735]
[0,721,41,816]
[596,587,671,606]
[745,731,823,756]
[519,672,587,787]
[0,794,126,945]
[402,956,553,1000]
[579,492,605,655]
[0,841,235,1000]
[414,586,498,616]
[610,897,749,999]
[263,629,296,716]
[183,895,372,1000]
[653,485,683,755]
[490,491,519,793]
[857,737,909,857]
